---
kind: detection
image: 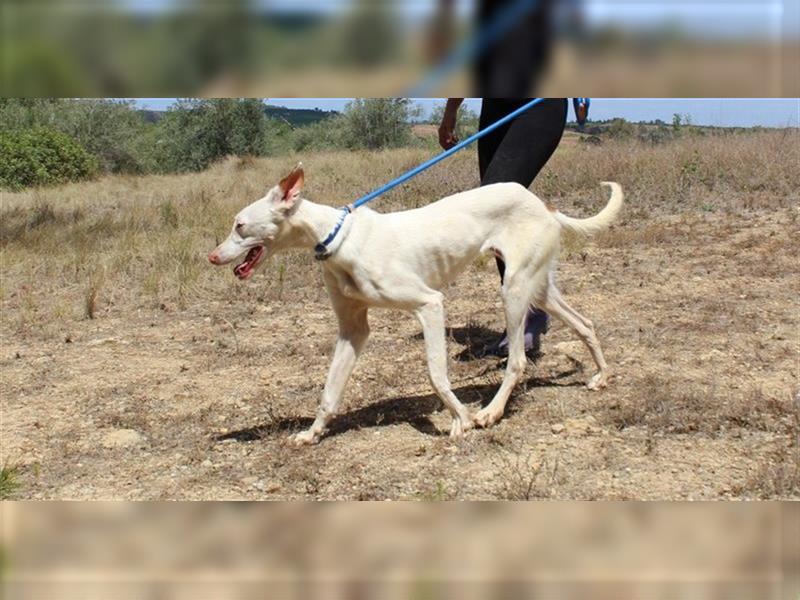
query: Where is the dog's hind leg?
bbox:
[544,284,609,390]
[474,266,545,428]
[414,292,474,438]
[290,281,370,446]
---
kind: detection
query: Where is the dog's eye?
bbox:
[235,222,245,233]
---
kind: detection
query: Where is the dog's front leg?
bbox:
[290,291,369,446]
[414,293,474,438]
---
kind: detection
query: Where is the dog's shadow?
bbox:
[214,367,582,443]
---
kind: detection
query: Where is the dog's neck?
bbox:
[285,199,348,251]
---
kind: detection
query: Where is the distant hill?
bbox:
[136,104,338,127]
[263,105,338,127]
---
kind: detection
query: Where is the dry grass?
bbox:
[737,392,800,498]
[605,376,797,436]
[1,131,798,500]
[1,132,797,335]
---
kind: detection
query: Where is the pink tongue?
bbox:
[234,247,261,277]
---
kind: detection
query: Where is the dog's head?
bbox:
[208,164,304,280]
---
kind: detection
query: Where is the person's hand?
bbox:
[438,99,463,149]
[573,98,590,127]
[438,111,458,150]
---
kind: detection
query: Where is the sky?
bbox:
[133,98,800,128]
[119,1,799,39]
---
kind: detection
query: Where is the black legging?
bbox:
[475,0,554,97]
[479,97,568,279]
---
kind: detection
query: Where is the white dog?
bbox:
[209,165,623,445]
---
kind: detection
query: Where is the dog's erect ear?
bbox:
[278,163,304,204]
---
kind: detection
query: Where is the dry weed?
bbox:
[738,391,800,498]
[606,376,796,436]
[494,450,564,500]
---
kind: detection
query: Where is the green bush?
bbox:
[0,128,98,190]
[152,99,271,173]
[262,117,295,156]
[0,99,153,174]
[289,116,349,152]
[340,98,419,150]
[429,102,479,139]
[59,100,154,174]
[607,117,636,139]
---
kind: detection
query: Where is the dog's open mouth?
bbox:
[233,246,265,280]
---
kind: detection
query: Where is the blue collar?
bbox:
[314,206,352,261]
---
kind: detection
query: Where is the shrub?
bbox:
[152,99,270,172]
[0,99,152,174]
[340,98,419,150]
[59,100,153,174]
[607,117,636,139]
[0,128,98,190]
[429,102,479,139]
[261,117,295,156]
[289,116,349,152]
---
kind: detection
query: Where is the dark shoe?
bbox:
[525,309,549,339]
[480,309,549,357]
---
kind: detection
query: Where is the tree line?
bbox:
[0,98,464,190]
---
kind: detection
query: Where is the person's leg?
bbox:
[478,99,525,181]
[478,98,568,355]
[478,100,512,280]
[475,0,554,97]
[480,98,568,188]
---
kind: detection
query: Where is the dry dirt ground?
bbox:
[2,139,798,500]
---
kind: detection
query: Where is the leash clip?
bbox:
[314,244,331,261]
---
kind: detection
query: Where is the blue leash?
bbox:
[314,97,546,260]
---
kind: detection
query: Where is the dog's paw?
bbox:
[473,407,502,429]
[449,415,474,439]
[288,430,320,447]
[587,372,608,391]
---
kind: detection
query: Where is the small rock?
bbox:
[101,429,145,449]
[87,337,118,347]
[265,480,281,493]
[564,416,601,436]
[241,476,258,487]
[701,349,724,361]
[201,459,213,468]
[551,423,565,434]
[553,341,585,363]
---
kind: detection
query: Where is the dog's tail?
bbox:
[552,182,623,237]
